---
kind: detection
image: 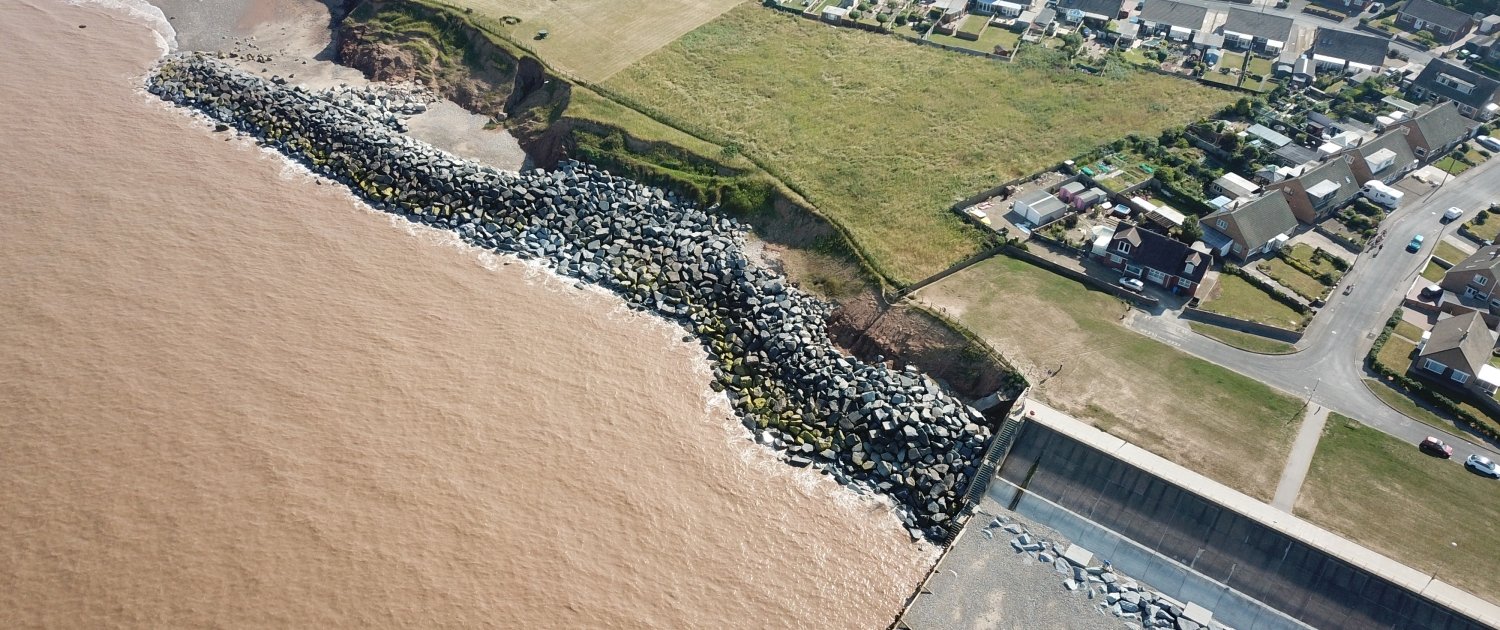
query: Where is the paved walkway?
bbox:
[1272,404,1329,512]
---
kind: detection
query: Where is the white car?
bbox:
[1467,454,1500,479]
[1443,206,1464,222]
[1120,277,1145,292]
[1477,136,1500,152]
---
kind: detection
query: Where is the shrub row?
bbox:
[1275,249,1338,287]
[1366,309,1500,443]
[1222,263,1311,314]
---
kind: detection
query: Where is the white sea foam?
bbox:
[68,0,177,55]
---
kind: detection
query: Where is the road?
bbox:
[1131,156,1500,465]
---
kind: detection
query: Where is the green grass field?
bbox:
[1189,322,1297,354]
[1374,335,1418,374]
[606,6,1236,285]
[1200,275,1306,330]
[1394,319,1424,343]
[1421,259,1447,282]
[1463,212,1500,244]
[1434,239,1470,265]
[917,255,1302,499]
[1296,416,1500,606]
[1257,258,1327,301]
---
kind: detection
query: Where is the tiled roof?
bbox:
[1312,27,1389,67]
[1110,223,1208,283]
[1399,0,1475,33]
[1418,311,1495,377]
[1204,191,1298,251]
[1140,0,1207,30]
[1223,8,1293,41]
[1411,101,1479,151]
[1057,0,1125,19]
[1411,60,1500,112]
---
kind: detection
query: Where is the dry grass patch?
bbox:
[443,0,743,81]
[1296,416,1500,607]
[606,5,1236,284]
[916,255,1301,499]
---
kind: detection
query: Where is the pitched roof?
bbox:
[1109,223,1208,284]
[1411,59,1500,112]
[1205,191,1298,251]
[1447,243,1500,276]
[1351,127,1417,179]
[1223,8,1294,42]
[1409,101,1480,151]
[1312,27,1390,67]
[1294,154,1363,205]
[1057,0,1125,19]
[1141,0,1208,30]
[1399,0,1475,33]
[1418,311,1495,377]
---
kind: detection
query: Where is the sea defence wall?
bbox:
[995,402,1500,629]
[145,54,992,541]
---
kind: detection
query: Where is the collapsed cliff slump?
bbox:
[334,0,1022,405]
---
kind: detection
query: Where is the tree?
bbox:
[1176,215,1203,244]
[1233,97,1253,117]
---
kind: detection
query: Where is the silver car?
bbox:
[1466,454,1500,479]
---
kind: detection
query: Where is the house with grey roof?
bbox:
[1222,9,1294,54]
[1413,311,1500,397]
[1396,0,1475,44]
[1349,126,1420,185]
[1392,101,1481,162]
[1099,223,1209,296]
[1408,59,1500,121]
[1440,244,1500,306]
[1201,189,1299,260]
[1139,0,1209,41]
[1310,27,1389,74]
[1266,153,1364,223]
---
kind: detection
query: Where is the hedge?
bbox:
[1366,308,1500,443]
[1222,263,1311,314]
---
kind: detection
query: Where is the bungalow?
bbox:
[1413,311,1500,397]
[1408,60,1500,121]
[1212,172,1261,200]
[1056,0,1125,25]
[1201,189,1299,260]
[1266,153,1364,223]
[1012,189,1069,226]
[1222,9,1294,55]
[1139,0,1209,41]
[1349,127,1420,185]
[1439,244,1500,306]
[1310,27,1389,75]
[1098,223,1209,296]
[1396,0,1475,45]
[1391,101,1481,162]
[973,0,1028,17]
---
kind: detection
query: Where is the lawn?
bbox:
[1393,319,1424,343]
[916,255,1303,499]
[1283,243,1343,279]
[1257,258,1327,302]
[1199,274,1307,331]
[1189,322,1297,354]
[1244,55,1273,78]
[1462,211,1500,244]
[1420,259,1447,282]
[1432,154,1475,176]
[447,0,743,82]
[1374,335,1417,374]
[607,6,1236,285]
[1295,416,1500,606]
[1433,239,1470,265]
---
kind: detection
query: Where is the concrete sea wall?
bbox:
[145,54,992,540]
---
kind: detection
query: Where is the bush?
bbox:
[1222,264,1311,314]
[894,14,908,25]
[1063,213,1079,228]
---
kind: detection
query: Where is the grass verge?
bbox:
[1189,322,1297,354]
[1257,258,1327,301]
[1200,274,1306,331]
[1295,415,1500,606]
[1434,239,1469,265]
[606,5,1237,285]
[916,255,1302,499]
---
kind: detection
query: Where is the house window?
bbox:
[1478,276,1489,286]
[1453,370,1470,384]
[1125,264,1143,276]
[1415,147,1427,158]
[1179,280,1195,290]
[1216,219,1228,230]
[1109,254,1123,264]
[1147,269,1168,284]
[1116,241,1132,254]
[1423,358,1448,374]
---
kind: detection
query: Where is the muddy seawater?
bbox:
[0,1,932,627]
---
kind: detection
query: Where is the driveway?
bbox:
[1129,156,1500,463]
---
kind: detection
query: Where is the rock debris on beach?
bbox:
[145,53,994,541]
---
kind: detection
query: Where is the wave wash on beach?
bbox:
[146,53,995,540]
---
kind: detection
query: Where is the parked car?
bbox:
[1443,206,1465,222]
[1466,454,1500,478]
[1406,234,1424,253]
[1420,436,1454,458]
[1120,277,1145,292]
[1476,136,1500,152]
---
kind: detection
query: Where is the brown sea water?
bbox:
[0,1,931,627]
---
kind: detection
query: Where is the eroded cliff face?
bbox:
[336,0,568,123]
